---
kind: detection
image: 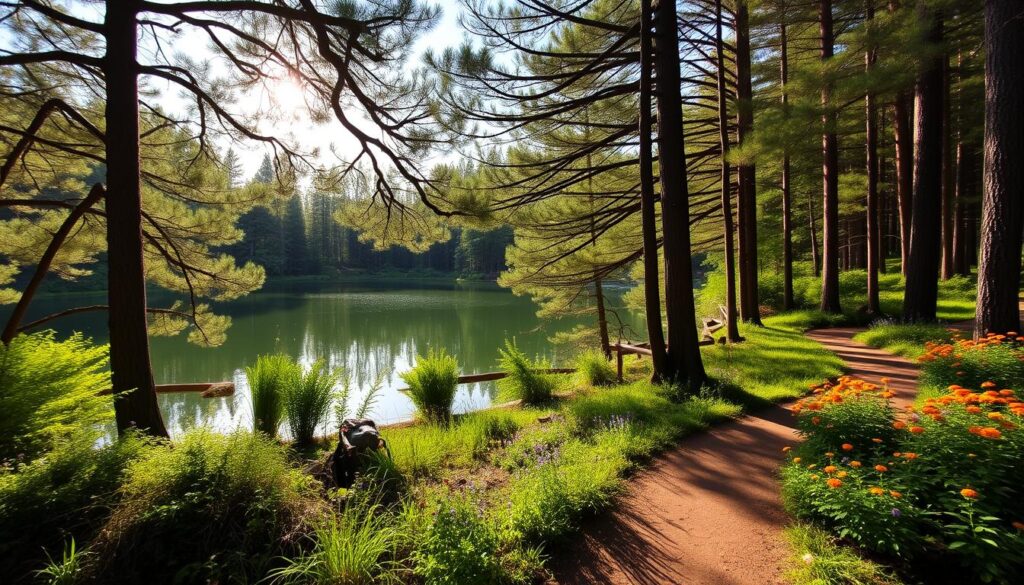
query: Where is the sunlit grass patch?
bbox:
[784,523,903,585]
[853,323,951,359]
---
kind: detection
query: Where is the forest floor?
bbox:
[548,324,932,585]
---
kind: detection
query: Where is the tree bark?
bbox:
[639,0,668,381]
[653,0,706,390]
[865,0,881,314]
[104,1,168,437]
[893,92,914,275]
[975,0,1024,336]
[735,1,762,325]
[715,0,741,341]
[780,10,794,310]
[952,139,972,276]
[940,56,955,280]
[809,191,821,277]
[819,0,842,314]
[902,2,944,323]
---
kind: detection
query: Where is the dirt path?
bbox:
[549,328,921,585]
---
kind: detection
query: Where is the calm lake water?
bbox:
[19,279,640,435]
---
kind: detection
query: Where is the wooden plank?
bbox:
[100,381,235,397]
[398,368,575,394]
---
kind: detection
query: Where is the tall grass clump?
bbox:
[853,322,951,359]
[246,354,300,437]
[575,350,616,387]
[87,430,319,584]
[0,332,112,461]
[284,360,340,445]
[270,502,401,585]
[401,348,460,424]
[497,340,556,405]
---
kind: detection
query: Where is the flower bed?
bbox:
[782,375,1024,583]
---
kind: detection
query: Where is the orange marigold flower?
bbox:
[999,389,1015,397]
[837,471,848,478]
[807,464,817,469]
[782,446,792,453]
[824,465,838,474]
[889,490,902,499]
[872,437,884,443]
[875,465,889,473]
[893,421,907,430]
[909,426,925,434]
[811,416,822,425]
[869,486,885,495]
[827,478,843,489]
[960,488,979,499]
[968,425,982,435]
[981,381,997,389]
[966,406,982,414]
[987,412,1003,420]
[1011,521,1024,531]
[841,443,854,451]
[825,452,835,458]
[979,427,1002,439]
[850,461,862,468]
[903,452,918,460]
[792,457,802,464]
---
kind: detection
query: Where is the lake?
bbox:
[18,279,640,435]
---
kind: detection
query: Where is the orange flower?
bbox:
[825,452,835,458]
[960,488,979,499]
[850,461,862,468]
[792,457,802,464]
[889,490,902,499]
[893,421,907,430]
[903,452,918,460]
[824,465,838,474]
[782,446,792,453]
[872,437,884,443]
[987,412,1003,420]
[811,416,822,425]
[979,427,1002,439]
[1011,521,1024,531]
[841,443,854,451]
[837,471,848,478]
[966,406,982,414]
[869,486,885,495]
[827,478,843,489]
[909,426,925,434]
[875,465,888,473]
[981,381,997,389]
[810,474,820,480]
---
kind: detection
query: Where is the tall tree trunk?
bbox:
[585,147,612,359]
[819,0,842,313]
[940,56,955,280]
[715,0,741,341]
[902,2,944,323]
[653,0,706,390]
[780,10,794,310]
[865,0,881,314]
[735,1,762,325]
[893,92,914,276]
[809,191,821,277]
[594,277,611,357]
[952,139,972,276]
[639,0,668,381]
[104,1,168,437]
[976,0,1024,336]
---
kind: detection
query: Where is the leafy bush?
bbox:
[782,378,1024,583]
[413,493,505,585]
[497,340,556,405]
[87,430,319,584]
[0,332,112,461]
[574,350,616,387]
[918,332,1023,393]
[270,502,401,585]
[247,354,300,437]
[401,348,460,424]
[0,433,151,582]
[284,360,340,445]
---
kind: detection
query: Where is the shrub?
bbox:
[0,332,112,461]
[917,331,1023,393]
[412,493,505,585]
[401,348,460,424]
[0,433,151,581]
[270,502,401,585]
[574,350,616,387]
[247,354,300,437]
[284,360,340,445]
[497,340,556,405]
[87,430,319,584]
[782,377,1024,582]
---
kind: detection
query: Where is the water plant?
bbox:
[401,348,460,424]
[283,360,340,445]
[246,354,300,437]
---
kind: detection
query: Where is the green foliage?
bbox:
[413,493,505,585]
[574,349,616,387]
[270,503,402,585]
[784,523,903,585]
[918,334,1024,394]
[247,354,301,437]
[401,348,461,424]
[853,323,952,359]
[783,381,1024,582]
[88,430,319,584]
[0,433,151,581]
[284,360,340,445]
[36,538,89,585]
[497,339,556,404]
[0,332,112,461]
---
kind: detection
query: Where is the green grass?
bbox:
[246,354,300,437]
[401,348,461,424]
[784,523,903,585]
[852,323,951,359]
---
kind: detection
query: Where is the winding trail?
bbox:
[549,326,920,585]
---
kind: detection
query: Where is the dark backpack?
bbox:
[330,418,387,488]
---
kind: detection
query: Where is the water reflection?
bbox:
[17,279,639,435]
